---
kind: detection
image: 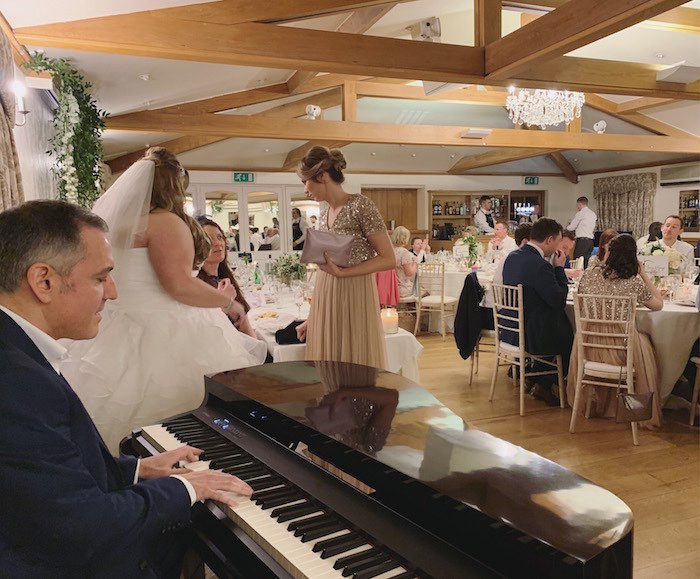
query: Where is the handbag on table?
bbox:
[300,229,354,268]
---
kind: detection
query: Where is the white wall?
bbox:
[12,84,56,201]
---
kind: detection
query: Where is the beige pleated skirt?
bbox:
[305,271,387,370]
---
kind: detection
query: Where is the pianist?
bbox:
[0,201,251,578]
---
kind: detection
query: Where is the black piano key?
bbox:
[162,416,198,426]
[272,501,321,523]
[300,520,348,542]
[342,553,393,577]
[211,455,254,469]
[253,486,294,504]
[315,532,365,555]
[387,573,415,579]
[201,447,243,460]
[248,476,285,492]
[236,470,273,482]
[260,491,305,510]
[223,464,266,478]
[287,512,330,532]
[353,559,403,579]
[334,547,383,571]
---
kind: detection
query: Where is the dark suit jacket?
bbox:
[0,310,192,578]
[454,272,484,360]
[501,245,573,358]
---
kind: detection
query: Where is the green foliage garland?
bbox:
[24,53,108,208]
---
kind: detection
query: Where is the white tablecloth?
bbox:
[428,267,493,333]
[566,300,700,402]
[249,300,423,382]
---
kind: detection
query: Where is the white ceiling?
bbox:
[3,0,700,176]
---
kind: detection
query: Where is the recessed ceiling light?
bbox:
[573,158,579,162]
[370,152,376,156]
[654,52,665,59]
[411,153,417,157]
[264,148,270,153]
[138,74,151,81]
[450,154,456,159]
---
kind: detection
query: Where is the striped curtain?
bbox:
[593,173,656,239]
[0,29,24,211]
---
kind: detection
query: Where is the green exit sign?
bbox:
[233,172,255,183]
[523,176,539,185]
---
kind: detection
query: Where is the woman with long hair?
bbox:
[587,228,617,268]
[196,216,256,337]
[62,147,266,452]
[295,146,395,368]
[567,234,664,427]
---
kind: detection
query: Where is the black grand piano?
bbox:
[128,361,633,579]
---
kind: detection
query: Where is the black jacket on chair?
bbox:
[501,244,573,362]
[454,272,484,360]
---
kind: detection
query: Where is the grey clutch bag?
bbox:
[300,229,354,268]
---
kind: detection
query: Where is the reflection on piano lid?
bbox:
[132,361,633,578]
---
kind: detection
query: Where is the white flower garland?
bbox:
[56,92,80,204]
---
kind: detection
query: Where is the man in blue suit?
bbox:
[501,218,574,403]
[0,201,252,578]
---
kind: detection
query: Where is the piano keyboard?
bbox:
[143,416,417,579]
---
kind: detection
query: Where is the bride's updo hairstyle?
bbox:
[297,146,347,184]
[143,146,210,267]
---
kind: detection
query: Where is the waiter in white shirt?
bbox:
[566,196,597,268]
[474,195,495,234]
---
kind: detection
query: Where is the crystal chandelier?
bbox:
[506,87,585,129]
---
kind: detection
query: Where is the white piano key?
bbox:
[141,424,184,452]
[373,568,410,579]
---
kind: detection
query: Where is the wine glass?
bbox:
[293,284,305,318]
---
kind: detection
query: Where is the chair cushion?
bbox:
[583,361,628,376]
[480,330,496,338]
[498,341,521,354]
[399,295,417,303]
[421,295,458,305]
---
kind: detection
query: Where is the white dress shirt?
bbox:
[660,238,695,272]
[474,209,495,233]
[488,235,517,254]
[0,305,197,504]
[566,206,597,239]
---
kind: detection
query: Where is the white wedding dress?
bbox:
[61,249,268,453]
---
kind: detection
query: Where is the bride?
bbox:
[61,147,267,452]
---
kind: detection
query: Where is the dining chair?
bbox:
[414,262,458,340]
[489,283,565,416]
[689,357,700,426]
[569,293,641,445]
[470,329,496,386]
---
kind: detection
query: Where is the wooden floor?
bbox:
[415,334,699,579]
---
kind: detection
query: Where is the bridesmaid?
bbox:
[295,146,395,369]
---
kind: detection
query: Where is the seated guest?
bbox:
[486,221,517,261]
[482,223,532,328]
[568,234,664,427]
[410,236,432,263]
[588,228,618,268]
[267,227,281,250]
[636,221,662,251]
[196,217,256,338]
[502,218,573,404]
[657,215,695,273]
[391,226,418,298]
[0,200,252,577]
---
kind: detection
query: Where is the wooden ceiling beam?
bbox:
[548,151,578,184]
[486,0,687,80]
[285,3,396,94]
[105,112,700,153]
[475,0,502,47]
[449,147,558,173]
[615,97,674,113]
[584,93,696,138]
[501,1,700,33]
[14,20,485,82]
[282,140,351,171]
[355,81,508,104]
[517,56,698,100]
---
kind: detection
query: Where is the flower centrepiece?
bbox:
[270,253,307,284]
[454,235,480,266]
[640,241,682,275]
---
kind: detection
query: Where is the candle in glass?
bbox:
[380,307,399,334]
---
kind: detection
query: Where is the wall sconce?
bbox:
[11,80,30,126]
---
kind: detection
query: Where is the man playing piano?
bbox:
[0,200,252,578]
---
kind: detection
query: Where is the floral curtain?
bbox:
[0,29,24,211]
[593,172,656,239]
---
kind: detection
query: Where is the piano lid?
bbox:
[206,361,633,562]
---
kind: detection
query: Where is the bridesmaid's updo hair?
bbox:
[603,234,638,280]
[297,146,347,184]
[143,146,210,267]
